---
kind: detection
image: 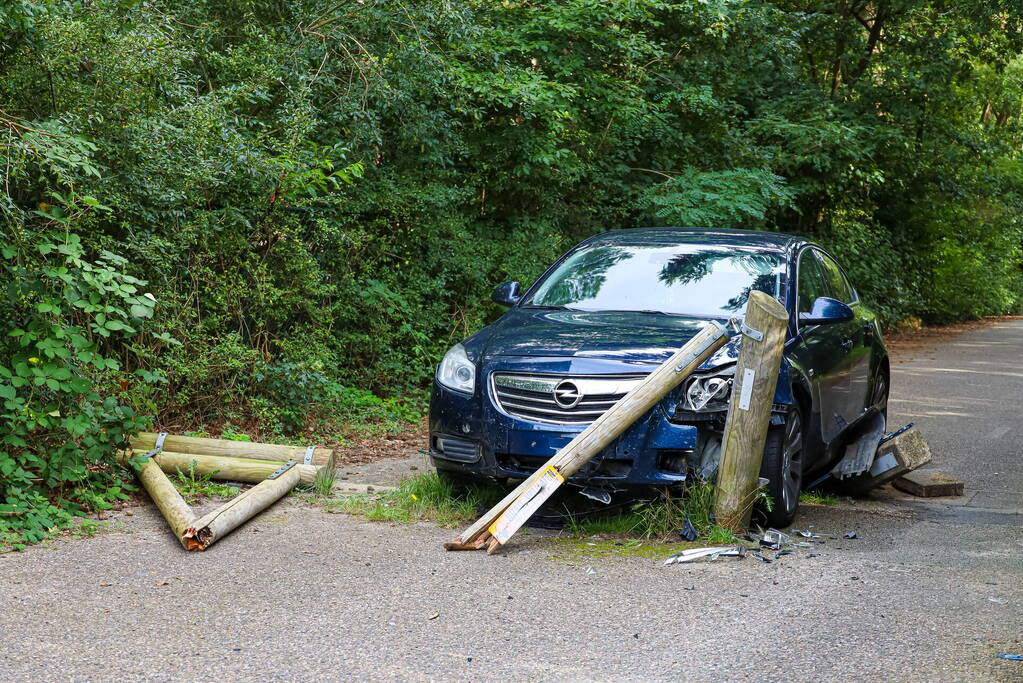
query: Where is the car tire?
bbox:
[758,407,804,528]
[872,370,889,421]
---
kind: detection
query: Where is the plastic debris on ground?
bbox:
[988,597,1008,605]
[791,529,821,539]
[678,515,699,542]
[844,531,858,539]
[579,487,612,505]
[752,528,792,550]
[664,546,744,565]
[997,654,1023,661]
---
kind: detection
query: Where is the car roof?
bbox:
[578,227,804,253]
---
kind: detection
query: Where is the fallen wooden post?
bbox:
[121,433,306,551]
[131,432,334,467]
[713,290,789,532]
[132,447,197,550]
[446,320,732,553]
[128,448,320,486]
[182,462,302,551]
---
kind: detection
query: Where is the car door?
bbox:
[815,249,873,421]
[789,248,849,443]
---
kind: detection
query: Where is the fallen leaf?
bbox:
[155,581,170,586]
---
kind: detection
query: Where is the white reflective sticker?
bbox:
[489,465,564,544]
[738,368,756,410]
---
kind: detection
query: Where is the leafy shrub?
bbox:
[0,231,159,546]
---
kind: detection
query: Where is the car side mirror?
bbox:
[799,296,853,325]
[492,281,521,307]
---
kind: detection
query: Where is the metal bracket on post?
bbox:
[740,322,764,342]
[675,320,730,373]
[303,445,315,466]
[141,432,168,460]
[267,460,297,480]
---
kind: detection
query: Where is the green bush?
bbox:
[1,0,1022,544]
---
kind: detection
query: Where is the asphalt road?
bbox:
[2,321,1022,681]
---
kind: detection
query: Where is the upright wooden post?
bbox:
[713,290,789,531]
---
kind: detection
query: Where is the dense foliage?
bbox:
[2,0,1022,540]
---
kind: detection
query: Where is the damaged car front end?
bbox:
[429,228,889,526]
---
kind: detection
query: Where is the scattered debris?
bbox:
[585,566,597,575]
[679,516,699,542]
[844,531,858,539]
[988,598,1008,605]
[579,487,612,504]
[664,546,744,565]
[428,613,439,620]
[894,470,964,498]
[757,529,791,550]
[791,529,820,539]
[997,654,1023,661]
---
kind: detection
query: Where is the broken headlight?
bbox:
[683,371,733,411]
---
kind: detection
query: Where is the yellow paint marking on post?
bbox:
[487,465,565,545]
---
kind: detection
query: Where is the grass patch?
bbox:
[325,473,504,527]
[800,490,839,506]
[173,460,241,504]
[327,474,749,550]
[564,482,741,544]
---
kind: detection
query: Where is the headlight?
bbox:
[436,344,475,394]
[684,374,732,411]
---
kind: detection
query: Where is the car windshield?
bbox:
[524,244,787,318]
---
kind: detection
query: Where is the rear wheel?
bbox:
[758,407,804,527]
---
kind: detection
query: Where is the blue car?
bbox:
[428,228,889,525]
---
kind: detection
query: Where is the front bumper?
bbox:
[428,357,705,487]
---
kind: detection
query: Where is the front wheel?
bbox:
[758,408,804,527]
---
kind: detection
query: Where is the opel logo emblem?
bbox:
[553,380,583,409]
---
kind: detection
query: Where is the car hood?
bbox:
[476,308,742,370]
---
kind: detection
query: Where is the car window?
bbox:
[523,244,787,319]
[797,249,829,314]
[815,250,855,304]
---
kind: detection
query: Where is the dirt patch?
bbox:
[333,419,428,466]
[886,315,1023,361]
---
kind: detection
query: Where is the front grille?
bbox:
[491,373,646,425]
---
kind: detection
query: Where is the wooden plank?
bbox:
[713,290,789,532]
[893,470,964,497]
[447,320,731,551]
[131,433,334,466]
[182,465,302,551]
[130,449,320,486]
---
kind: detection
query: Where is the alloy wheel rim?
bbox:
[781,411,803,512]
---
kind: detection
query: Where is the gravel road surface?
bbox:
[2,321,1021,681]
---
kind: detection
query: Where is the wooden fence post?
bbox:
[713,290,789,531]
